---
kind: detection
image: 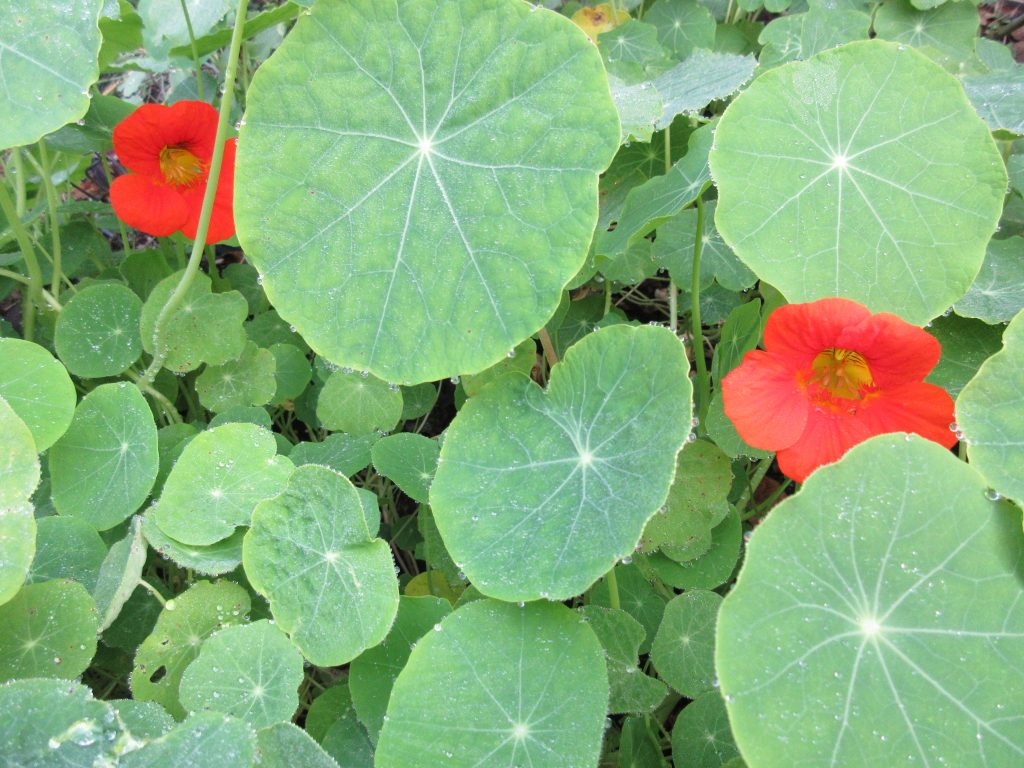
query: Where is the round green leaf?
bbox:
[671,691,740,768]
[0,0,103,150]
[306,682,358,743]
[0,502,35,609]
[0,395,39,508]
[48,382,159,531]
[643,507,743,590]
[710,40,1006,325]
[289,432,379,477]
[196,341,277,412]
[243,465,400,666]
[54,282,143,377]
[109,699,175,741]
[957,308,1024,507]
[874,0,979,62]
[179,620,304,729]
[28,516,105,591]
[645,0,716,58]
[154,423,293,545]
[316,369,403,435]
[256,722,340,768]
[0,679,126,767]
[954,237,1024,325]
[925,313,1005,399]
[0,338,76,451]
[143,513,245,576]
[236,0,620,384]
[268,342,311,404]
[371,433,440,504]
[589,562,669,656]
[120,712,257,768]
[131,580,251,719]
[431,325,691,601]
[0,579,98,682]
[349,595,451,743]
[375,599,609,768]
[716,434,1024,766]
[651,589,723,698]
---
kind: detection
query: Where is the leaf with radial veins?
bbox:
[0,339,76,451]
[431,325,691,602]
[716,434,1024,767]
[375,600,609,768]
[710,40,1006,325]
[236,0,620,384]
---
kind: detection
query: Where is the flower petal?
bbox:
[776,408,874,483]
[180,139,237,243]
[113,101,219,176]
[858,382,957,448]
[838,312,941,386]
[763,298,872,367]
[722,349,809,451]
[110,174,189,238]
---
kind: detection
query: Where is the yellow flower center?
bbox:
[159,146,206,188]
[810,347,873,400]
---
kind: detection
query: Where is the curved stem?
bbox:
[605,565,621,611]
[36,142,63,302]
[140,0,249,385]
[0,180,42,340]
[690,195,710,430]
[178,0,205,102]
[124,367,182,425]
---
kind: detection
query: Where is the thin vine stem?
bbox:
[140,0,249,385]
[690,195,710,429]
[36,141,63,303]
[0,179,43,340]
[178,0,205,102]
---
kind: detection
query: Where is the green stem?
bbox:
[605,565,621,611]
[665,126,678,332]
[690,195,710,429]
[141,0,249,385]
[0,181,42,340]
[125,368,182,424]
[137,579,167,607]
[99,153,132,259]
[178,0,205,102]
[11,149,26,217]
[744,479,793,521]
[736,455,772,511]
[603,279,612,315]
[0,267,29,285]
[36,142,63,303]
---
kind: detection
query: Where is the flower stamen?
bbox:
[810,347,873,400]
[159,146,207,188]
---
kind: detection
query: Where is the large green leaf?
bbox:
[48,382,158,531]
[671,691,740,768]
[154,423,293,546]
[375,599,609,768]
[0,398,37,607]
[432,325,691,602]
[716,434,1024,766]
[236,0,620,384]
[120,712,257,768]
[956,308,1024,507]
[710,40,1006,325]
[0,339,76,451]
[53,282,143,378]
[243,465,400,666]
[0,0,103,149]
[179,620,304,729]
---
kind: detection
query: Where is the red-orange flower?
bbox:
[722,298,956,483]
[110,100,236,243]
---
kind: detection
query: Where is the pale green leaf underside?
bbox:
[243,465,399,666]
[0,0,102,150]
[431,325,692,602]
[711,40,1006,325]
[653,49,756,129]
[236,0,620,384]
[120,712,256,768]
[957,308,1024,507]
[375,599,609,768]
[963,70,1024,137]
[717,434,1024,767]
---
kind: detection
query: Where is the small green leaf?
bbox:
[179,620,304,729]
[155,423,293,546]
[0,579,98,682]
[0,502,35,609]
[54,282,143,378]
[289,433,380,477]
[140,271,248,373]
[376,599,609,768]
[651,590,723,697]
[0,395,39,507]
[643,507,742,589]
[371,434,440,504]
[243,465,400,666]
[926,313,1004,399]
[671,691,741,768]
[400,383,438,420]
[0,338,76,451]
[131,580,251,719]
[305,680,359,743]
[92,516,147,631]
[757,9,870,70]
[0,0,103,149]
[143,514,245,577]
[237,0,620,383]
[432,325,692,601]
[717,434,1024,766]
[27,515,106,593]
[196,341,277,412]
[588,563,669,656]
[954,237,1024,324]
[957,308,1024,506]
[268,343,311,404]
[256,722,340,768]
[317,370,403,436]
[599,20,671,81]
[874,0,981,62]
[108,699,175,740]
[644,0,717,58]
[711,40,1007,325]
[48,382,159,531]
[349,595,452,742]
[120,712,257,768]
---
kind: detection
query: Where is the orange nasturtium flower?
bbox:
[722,298,956,483]
[571,3,630,41]
[110,100,236,244]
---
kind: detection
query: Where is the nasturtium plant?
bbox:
[236,0,620,383]
[711,40,1007,325]
[4,1,1024,765]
